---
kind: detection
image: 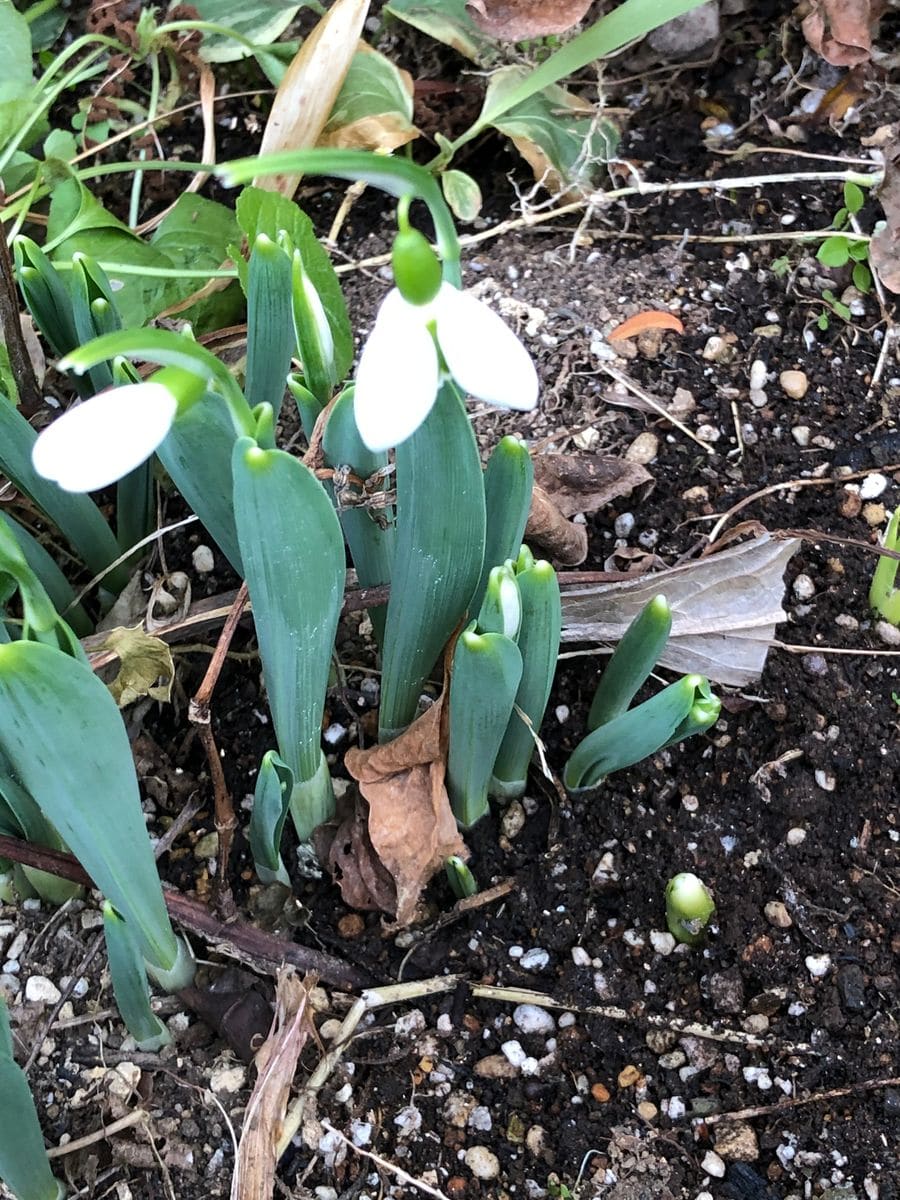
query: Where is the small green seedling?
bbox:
[816,180,872,296]
[666,872,715,946]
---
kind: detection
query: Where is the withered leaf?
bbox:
[466,0,592,39]
[532,453,653,518]
[869,141,900,294]
[96,625,175,707]
[316,698,467,926]
[801,0,873,67]
[232,969,315,1200]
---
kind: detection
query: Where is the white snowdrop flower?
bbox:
[353,282,538,453]
[32,381,178,493]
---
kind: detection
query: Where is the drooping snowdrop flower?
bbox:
[32,380,179,492]
[353,222,538,453]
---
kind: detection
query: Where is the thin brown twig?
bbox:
[0,209,42,416]
[188,582,248,919]
[0,833,372,989]
[699,1074,900,1126]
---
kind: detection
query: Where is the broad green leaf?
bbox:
[0,0,34,149]
[476,435,533,610]
[817,235,851,268]
[103,904,171,1050]
[843,180,865,215]
[379,382,486,740]
[157,391,243,573]
[441,169,482,223]
[0,998,62,1200]
[853,261,872,292]
[0,511,90,637]
[0,641,178,970]
[320,46,419,153]
[235,186,353,382]
[588,594,671,730]
[384,0,497,64]
[192,0,304,62]
[232,438,345,835]
[485,70,618,191]
[245,234,294,418]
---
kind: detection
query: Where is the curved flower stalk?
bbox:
[353,217,539,452]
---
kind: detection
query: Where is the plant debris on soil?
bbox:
[3,4,900,1200]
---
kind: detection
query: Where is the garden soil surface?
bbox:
[3,5,900,1200]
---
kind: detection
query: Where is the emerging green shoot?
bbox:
[588,594,672,730]
[870,508,900,626]
[666,872,715,946]
[445,854,478,899]
[103,903,172,1051]
[565,674,720,793]
[249,750,294,886]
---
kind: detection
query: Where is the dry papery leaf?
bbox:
[232,969,316,1200]
[869,140,900,294]
[561,533,800,687]
[607,311,684,341]
[466,0,592,39]
[96,626,175,708]
[315,698,467,926]
[254,0,369,196]
[801,0,873,67]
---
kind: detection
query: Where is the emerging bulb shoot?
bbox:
[665,872,715,947]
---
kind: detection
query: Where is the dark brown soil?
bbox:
[3,5,900,1200]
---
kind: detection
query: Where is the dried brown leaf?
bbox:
[561,533,800,686]
[318,698,467,926]
[254,0,369,196]
[869,141,900,293]
[801,0,873,67]
[96,626,175,707]
[532,453,652,518]
[232,969,315,1200]
[466,0,592,39]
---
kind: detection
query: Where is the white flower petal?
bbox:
[353,289,440,452]
[435,283,539,412]
[32,382,178,493]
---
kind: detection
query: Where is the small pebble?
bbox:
[513,1004,556,1036]
[702,336,735,363]
[520,948,550,972]
[571,946,591,967]
[501,801,526,840]
[780,369,809,399]
[814,768,836,792]
[791,425,811,447]
[876,621,900,647]
[801,653,827,677]
[806,953,832,978]
[701,1150,726,1178]
[764,901,793,928]
[786,827,807,846]
[614,512,635,538]
[864,502,886,527]
[637,1101,658,1121]
[750,389,768,408]
[192,545,215,574]
[591,1082,611,1102]
[625,432,659,465]
[25,976,61,1004]
[715,1121,759,1162]
[209,1062,246,1094]
[792,573,815,600]
[649,931,676,956]
[554,705,569,724]
[860,473,888,499]
[617,1064,641,1088]
[665,1095,686,1120]
[748,360,767,391]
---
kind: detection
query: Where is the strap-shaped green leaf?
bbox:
[322,386,394,646]
[475,435,533,610]
[232,438,345,836]
[490,558,560,798]
[378,382,485,740]
[103,903,172,1050]
[588,594,671,730]
[245,233,294,420]
[0,396,125,591]
[156,392,243,573]
[0,998,63,1200]
[0,641,178,971]
[448,626,522,827]
[564,674,719,793]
